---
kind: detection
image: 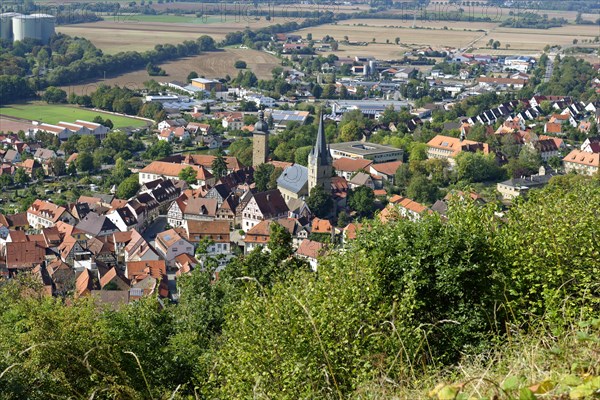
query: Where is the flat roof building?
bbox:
[329,141,403,164]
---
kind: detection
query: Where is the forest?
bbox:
[0,176,598,399]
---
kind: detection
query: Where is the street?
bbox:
[142,215,168,246]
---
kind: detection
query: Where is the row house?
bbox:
[184,220,231,257]
[27,200,76,229]
[139,178,180,213]
[241,189,289,233]
[138,161,215,187]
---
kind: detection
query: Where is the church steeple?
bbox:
[308,111,332,193]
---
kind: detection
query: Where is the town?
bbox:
[0,1,599,398]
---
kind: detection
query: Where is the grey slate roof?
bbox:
[277,164,308,194]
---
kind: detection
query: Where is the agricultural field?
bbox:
[57,18,282,53]
[59,48,282,96]
[0,103,148,128]
[296,18,599,57]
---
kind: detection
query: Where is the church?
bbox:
[269,113,333,206]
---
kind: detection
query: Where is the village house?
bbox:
[157,127,190,142]
[241,189,289,232]
[426,135,489,168]
[184,220,231,257]
[296,239,326,271]
[563,149,600,176]
[138,161,215,187]
[27,200,76,229]
[155,229,195,266]
[380,195,430,222]
[332,157,373,181]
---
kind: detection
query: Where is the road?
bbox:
[142,215,168,245]
[544,52,556,83]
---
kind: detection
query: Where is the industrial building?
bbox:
[0,13,55,44]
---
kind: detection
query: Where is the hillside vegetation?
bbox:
[0,176,598,399]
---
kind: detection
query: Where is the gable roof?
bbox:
[296,239,326,260]
[5,241,46,269]
[332,157,373,172]
[252,189,289,217]
[126,260,167,280]
[370,160,403,176]
[140,161,213,181]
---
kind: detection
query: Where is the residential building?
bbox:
[497,166,556,200]
[155,229,195,266]
[27,200,75,229]
[296,239,326,271]
[563,149,600,176]
[426,135,489,168]
[184,220,231,255]
[241,189,289,232]
[332,157,373,180]
[139,161,214,187]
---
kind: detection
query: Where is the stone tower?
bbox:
[252,110,269,167]
[308,112,333,193]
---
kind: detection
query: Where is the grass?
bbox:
[0,102,147,129]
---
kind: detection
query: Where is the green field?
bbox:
[0,103,148,129]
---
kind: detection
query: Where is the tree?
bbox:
[178,166,198,185]
[406,174,437,204]
[41,87,67,104]
[33,167,45,182]
[13,168,29,185]
[211,152,228,179]
[331,41,339,51]
[76,135,98,153]
[339,121,362,142]
[76,151,94,173]
[187,71,198,81]
[67,161,77,175]
[0,174,13,189]
[254,163,275,192]
[294,145,313,166]
[395,37,400,45]
[116,175,140,199]
[50,157,66,177]
[348,186,375,217]
[455,151,503,183]
[112,157,131,183]
[234,60,247,69]
[144,141,172,160]
[268,167,283,190]
[306,185,333,218]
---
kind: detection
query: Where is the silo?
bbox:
[30,14,55,43]
[12,14,38,42]
[0,13,21,42]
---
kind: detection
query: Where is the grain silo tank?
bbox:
[30,14,55,43]
[0,12,21,42]
[12,14,38,42]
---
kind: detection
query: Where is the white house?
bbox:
[155,229,195,266]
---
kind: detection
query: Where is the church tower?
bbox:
[252,110,269,167]
[308,112,333,193]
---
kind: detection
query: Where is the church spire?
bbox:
[311,111,330,166]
